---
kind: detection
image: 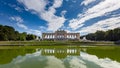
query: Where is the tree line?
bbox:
[0,25,39,41]
[81,28,120,41]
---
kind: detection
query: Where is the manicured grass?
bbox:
[0,41,119,46]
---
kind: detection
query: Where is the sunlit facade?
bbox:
[42,30,80,41]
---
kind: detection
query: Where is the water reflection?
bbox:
[40,47,81,59]
[0,49,36,64]
[0,46,120,68]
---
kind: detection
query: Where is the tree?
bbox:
[14,31,20,41]
[95,31,105,41]
[113,28,120,41]
[105,30,114,41]
[85,28,120,41]
[0,24,38,41]
[3,26,15,40]
[86,33,96,40]
[19,32,27,41]
[0,33,8,41]
[26,34,36,40]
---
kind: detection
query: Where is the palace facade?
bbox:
[42,30,80,41]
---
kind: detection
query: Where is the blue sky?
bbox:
[0,0,120,36]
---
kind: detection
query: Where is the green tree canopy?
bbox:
[0,25,37,41]
[85,28,120,41]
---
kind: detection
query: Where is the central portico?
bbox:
[42,30,80,41]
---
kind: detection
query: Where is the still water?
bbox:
[0,46,120,68]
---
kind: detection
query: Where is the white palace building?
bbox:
[42,30,80,41]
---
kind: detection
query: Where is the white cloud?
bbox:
[81,0,96,6]
[72,0,77,3]
[18,0,46,12]
[15,7,23,12]
[18,0,66,31]
[39,26,47,30]
[45,56,65,68]
[69,0,120,30]
[69,19,84,30]
[10,16,28,29]
[10,16,41,36]
[52,0,63,8]
[80,17,120,34]
[16,23,28,30]
[8,4,23,12]
[69,57,87,68]
[81,52,120,68]
[61,10,67,16]
[28,29,42,36]
[10,16,23,23]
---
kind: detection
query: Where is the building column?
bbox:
[76,33,80,40]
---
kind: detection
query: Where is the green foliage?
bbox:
[26,34,36,40]
[0,33,8,41]
[0,25,37,41]
[86,33,96,40]
[85,28,120,41]
[95,31,105,41]
[19,33,27,41]
[0,25,15,41]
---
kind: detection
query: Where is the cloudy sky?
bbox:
[0,0,120,36]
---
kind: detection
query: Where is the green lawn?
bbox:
[0,41,119,46]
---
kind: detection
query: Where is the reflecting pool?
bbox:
[0,46,120,68]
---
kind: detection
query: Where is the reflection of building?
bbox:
[40,48,81,59]
[42,30,80,41]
